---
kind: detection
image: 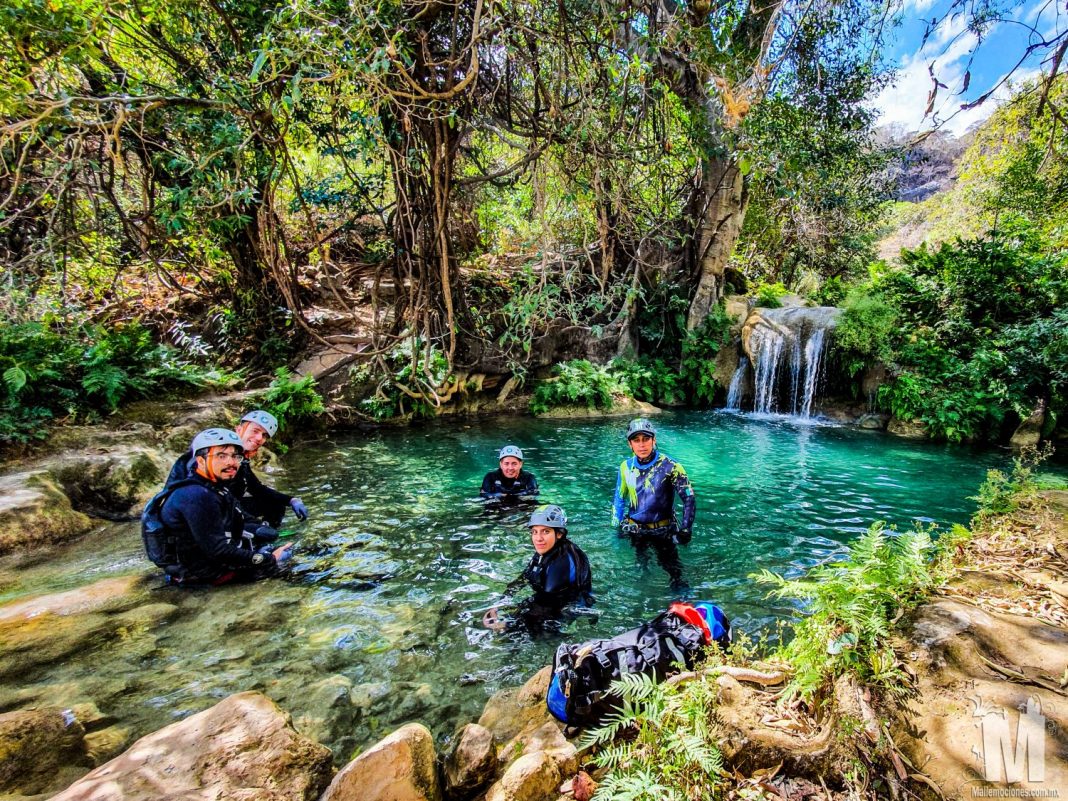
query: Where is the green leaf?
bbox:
[3,365,27,393]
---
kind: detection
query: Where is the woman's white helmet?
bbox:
[190,428,245,454]
[527,504,567,533]
[241,410,278,438]
[499,445,524,461]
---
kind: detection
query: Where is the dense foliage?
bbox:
[834,223,1066,442]
[0,321,235,444]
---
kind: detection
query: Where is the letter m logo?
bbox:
[980,697,1046,783]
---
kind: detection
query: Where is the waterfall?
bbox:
[740,306,838,419]
[725,364,747,410]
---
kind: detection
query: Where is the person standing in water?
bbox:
[612,418,695,590]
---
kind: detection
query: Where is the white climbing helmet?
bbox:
[499,445,524,461]
[190,428,245,454]
[241,410,278,438]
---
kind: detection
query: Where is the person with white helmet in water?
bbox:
[166,409,309,532]
[147,428,283,585]
[480,444,539,500]
[483,504,593,633]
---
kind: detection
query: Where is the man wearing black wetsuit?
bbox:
[483,504,593,633]
[166,410,309,530]
[158,428,279,585]
[480,445,539,500]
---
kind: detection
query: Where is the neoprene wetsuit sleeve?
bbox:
[176,486,255,567]
[524,473,539,496]
[240,462,292,522]
[674,464,696,531]
[480,471,497,498]
[611,462,628,527]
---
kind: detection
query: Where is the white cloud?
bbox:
[899,0,940,14]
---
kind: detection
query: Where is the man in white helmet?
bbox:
[480,444,539,500]
[149,428,281,585]
[166,409,309,531]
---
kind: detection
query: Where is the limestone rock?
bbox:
[293,674,355,747]
[320,722,441,801]
[0,471,93,554]
[84,725,131,765]
[712,341,742,395]
[51,691,332,801]
[502,722,576,776]
[0,707,89,795]
[1010,399,1047,449]
[887,416,929,439]
[723,295,751,326]
[48,446,170,520]
[535,396,659,419]
[479,667,555,744]
[484,752,561,801]
[0,576,152,680]
[444,723,498,799]
[856,412,890,430]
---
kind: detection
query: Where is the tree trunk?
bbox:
[686,158,747,329]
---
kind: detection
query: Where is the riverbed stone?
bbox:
[503,722,577,776]
[0,707,90,795]
[0,576,164,680]
[48,446,169,520]
[320,722,441,801]
[1010,399,1047,448]
[83,724,131,765]
[293,673,355,746]
[535,395,659,419]
[444,723,498,799]
[0,471,94,554]
[478,667,555,744]
[50,691,332,801]
[484,751,561,801]
[887,416,929,439]
[856,412,890,430]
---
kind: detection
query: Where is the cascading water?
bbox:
[725,364,748,411]
[740,306,838,419]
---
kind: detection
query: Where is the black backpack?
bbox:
[545,602,731,727]
[140,478,199,568]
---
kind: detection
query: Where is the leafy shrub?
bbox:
[0,321,236,446]
[530,359,624,415]
[610,356,686,406]
[258,368,326,438]
[754,521,951,702]
[971,443,1049,520]
[579,673,722,801]
[680,304,734,405]
[753,280,788,308]
[832,285,898,376]
[356,338,452,421]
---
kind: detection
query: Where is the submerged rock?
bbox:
[887,416,929,439]
[321,722,441,801]
[50,691,332,801]
[0,707,90,796]
[0,471,94,554]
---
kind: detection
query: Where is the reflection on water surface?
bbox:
[0,411,1016,759]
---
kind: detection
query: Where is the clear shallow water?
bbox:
[0,412,1024,761]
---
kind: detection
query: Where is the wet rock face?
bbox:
[0,707,90,796]
[48,447,170,520]
[50,691,333,801]
[0,471,94,554]
[0,575,167,681]
[444,723,498,799]
[320,722,441,801]
[484,751,561,801]
[478,666,555,744]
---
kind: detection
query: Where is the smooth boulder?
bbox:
[478,667,555,745]
[50,691,332,801]
[49,446,170,520]
[0,707,89,796]
[320,722,441,801]
[444,723,498,799]
[484,752,561,801]
[0,471,93,554]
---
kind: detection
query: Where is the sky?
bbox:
[872,0,1066,136]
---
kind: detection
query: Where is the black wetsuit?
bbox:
[506,538,592,632]
[167,455,292,528]
[159,472,266,584]
[480,468,539,499]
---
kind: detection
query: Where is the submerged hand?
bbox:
[482,608,507,632]
[673,528,692,546]
[290,498,309,520]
